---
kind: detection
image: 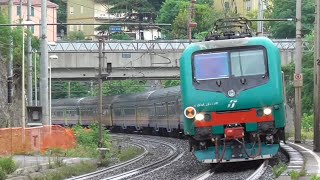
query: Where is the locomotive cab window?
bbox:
[193,46,268,81]
[230,50,266,77]
[194,52,230,80]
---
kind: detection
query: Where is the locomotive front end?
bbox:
[180,37,286,163]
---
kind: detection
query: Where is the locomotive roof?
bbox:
[191,37,274,50]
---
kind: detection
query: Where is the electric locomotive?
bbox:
[180,17,286,163]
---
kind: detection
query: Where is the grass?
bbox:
[287,169,307,180]
[64,145,100,158]
[289,170,300,180]
[0,156,16,180]
[0,157,16,174]
[272,162,287,178]
[302,130,313,142]
[29,144,144,179]
[311,175,320,180]
[117,146,144,162]
[29,161,97,180]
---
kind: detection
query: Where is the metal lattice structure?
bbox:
[48,39,313,53]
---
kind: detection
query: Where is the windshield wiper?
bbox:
[216,80,222,87]
[240,78,246,85]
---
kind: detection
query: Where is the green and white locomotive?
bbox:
[180,18,286,163]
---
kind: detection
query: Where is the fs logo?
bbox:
[227,100,237,108]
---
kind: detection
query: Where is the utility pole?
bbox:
[314,0,320,152]
[188,0,197,43]
[27,0,32,106]
[98,38,103,148]
[20,0,25,128]
[40,0,49,125]
[34,51,37,106]
[257,0,264,35]
[8,0,13,105]
[294,0,303,143]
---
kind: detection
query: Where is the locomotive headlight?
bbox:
[195,113,205,121]
[263,107,272,115]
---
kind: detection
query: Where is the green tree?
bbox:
[49,0,67,34]
[172,10,188,39]
[52,82,92,99]
[97,80,146,96]
[157,0,189,24]
[282,32,314,114]
[158,0,221,39]
[67,31,86,41]
[269,0,315,38]
[0,12,40,80]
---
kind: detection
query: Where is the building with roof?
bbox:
[66,0,161,40]
[0,0,58,42]
[213,0,266,15]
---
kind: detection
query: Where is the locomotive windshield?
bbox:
[194,52,230,80]
[193,48,267,81]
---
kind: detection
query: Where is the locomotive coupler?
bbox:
[224,126,245,159]
[224,126,245,141]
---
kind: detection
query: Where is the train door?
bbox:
[167,101,177,132]
[123,107,136,128]
[166,102,172,132]
[150,103,158,131]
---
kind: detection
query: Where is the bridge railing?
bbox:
[48,39,314,53]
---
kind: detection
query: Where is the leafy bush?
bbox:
[0,157,16,174]
[311,175,320,180]
[272,162,287,178]
[72,124,110,148]
[0,169,6,180]
[289,170,300,180]
[302,113,314,132]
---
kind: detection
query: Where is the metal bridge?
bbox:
[48,39,309,80]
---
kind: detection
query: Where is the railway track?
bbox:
[191,160,268,180]
[67,135,179,180]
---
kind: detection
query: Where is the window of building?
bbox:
[245,0,251,12]
[81,25,84,31]
[17,6,21,15]
[70,6,74,14]
[31,25,34,33]
[81,6,83,14]
[31,7,34,16]
[70,25,74,31]
[224,2,230,10]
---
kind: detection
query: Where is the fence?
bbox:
[0,125,76,156]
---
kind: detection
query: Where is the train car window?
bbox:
[231,50,265,77]
[124,109,135,116]
[194,52,229,80]
[156,106,166,116]
[113,109,122,116]
[168,104,176,115]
